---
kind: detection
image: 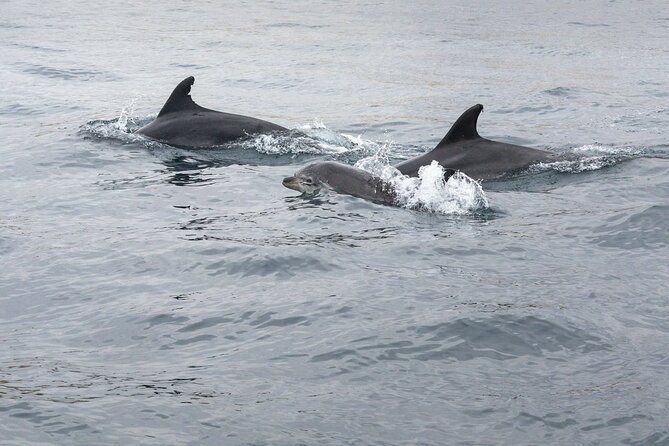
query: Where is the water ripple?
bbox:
[19,63,118,81]
[590,205,669,249]
[309,316,611,373]
[205,254,338,278]
[3,1,669,444]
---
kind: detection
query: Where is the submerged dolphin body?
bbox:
[136,76,286,148]
[283,161,397,206]
[394,104,554,180]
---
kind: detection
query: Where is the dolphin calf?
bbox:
[283,161,397,206]
[394,104,554,180]
[136,76,286,148]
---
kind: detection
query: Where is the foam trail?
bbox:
[239,121,382,157]
[531,144,642,174]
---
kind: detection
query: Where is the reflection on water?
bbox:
[162,157,217,187]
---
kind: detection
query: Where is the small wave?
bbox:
[567,21,611,27]
[589,205,669,250]
[0,21,25,29]
[20,63,117,81]
[0,103,59,117]
[0,235,14,256]
[542,86,583,98]
[236,131,354,157]
[570,144,640,156]
[534,158,618,173]
[266,22,327,29]
[356,155,489,215]
[530,144,641,174]
[80,117,147,144]
[80,96,149,144]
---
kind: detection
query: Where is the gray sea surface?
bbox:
[1,1,669,444]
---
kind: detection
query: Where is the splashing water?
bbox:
[570,144,639,156]
[233,121,383,158]
[531,144,642,174]
[299,119,328,130]
[356,154,489,214]
[116,97,141,132]
[392,162,490,214]
[80,96,149,143]
[80,117,147,143]
[238,131,349,156]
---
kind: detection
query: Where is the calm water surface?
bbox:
[1,1,668,444]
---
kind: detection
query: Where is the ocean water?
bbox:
[1,1,668,444]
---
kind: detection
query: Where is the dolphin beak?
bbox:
[282,176,302,192]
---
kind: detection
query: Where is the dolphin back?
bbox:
[393,104,553,180]
[135,76,287,148]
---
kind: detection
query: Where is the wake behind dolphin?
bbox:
[136,76,286,149]
[394,104,555,180]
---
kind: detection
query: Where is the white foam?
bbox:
[570,144,639,156]
[530,144,641,173]
[356,155,489,215]
[81,96,149,142]
[299,119,327,130]
[242,121,382,157]
[533,158,612,173]
[241,132,350,156]
[342,133,369,147]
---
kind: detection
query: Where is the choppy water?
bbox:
[2,1,669,444]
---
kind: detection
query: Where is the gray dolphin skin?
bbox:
[394,104,554,180]
[283,161,397,205]
[135,76,286,148]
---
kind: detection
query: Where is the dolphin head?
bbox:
[282,161,397,205]
[282,164,325,194]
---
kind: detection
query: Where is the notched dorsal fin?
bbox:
[157,76,206,117]
[436,104,483,147]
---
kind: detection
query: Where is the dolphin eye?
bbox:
[304,178,313,185]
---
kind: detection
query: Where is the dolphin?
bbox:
[283,161,397,206]
[394,104,555,180]
[135,76,286,148]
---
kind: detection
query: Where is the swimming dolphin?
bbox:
[135,76,286,148]
[394,104,554,180]
[283,161,397,206]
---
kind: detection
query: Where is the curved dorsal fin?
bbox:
[157,76,207,117]
[435,104,483,147]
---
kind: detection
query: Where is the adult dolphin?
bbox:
[283,161,397,206]
[394,104,555,180]
[136,76,286,148]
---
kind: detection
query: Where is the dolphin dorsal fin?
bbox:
[157,76,206,117]
[436,104,483,147]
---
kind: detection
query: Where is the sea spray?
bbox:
[356,155,488,214]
